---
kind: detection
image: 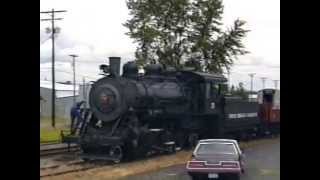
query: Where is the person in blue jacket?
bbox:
[70,101,85,134]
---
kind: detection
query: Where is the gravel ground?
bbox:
[122,139,280,180]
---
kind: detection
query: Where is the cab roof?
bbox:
[180,71,227,83]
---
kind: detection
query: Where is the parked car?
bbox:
[186,139,245,180]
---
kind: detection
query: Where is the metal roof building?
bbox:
[40,80,80,98]
[40,80,90,121]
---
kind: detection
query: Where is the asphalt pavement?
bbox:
[122,139,280,180]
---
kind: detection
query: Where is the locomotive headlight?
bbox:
[89,77,126,123]
[96,88,117,113]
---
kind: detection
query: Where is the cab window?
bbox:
[206,82,219,99]
[211,83,219,97]
[219,83,228,95]
[206,82,227,99]
[206,83,211,99]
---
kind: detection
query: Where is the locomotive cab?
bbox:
[204,81,228,114]
[179,71,228,114]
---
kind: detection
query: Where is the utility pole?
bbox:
[248,73,256,94]
[273,80,279,89]
[260,77,267,89]
[83,77,87,108]
[69,54,78,106]
[41,9,67,127]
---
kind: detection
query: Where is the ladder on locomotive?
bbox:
[61,107,92,151]
[72,108,92,136]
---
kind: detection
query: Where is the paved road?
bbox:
[123,139,280,180]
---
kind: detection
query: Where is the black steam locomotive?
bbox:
[66,57,279,162]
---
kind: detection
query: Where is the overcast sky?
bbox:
[40,0,280,90]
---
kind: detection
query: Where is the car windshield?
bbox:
[196,143,237,155]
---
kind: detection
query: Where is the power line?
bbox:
[40,9,67,127]
[40,34,52,45]
[40,68,98,80]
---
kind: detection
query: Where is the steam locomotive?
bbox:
[65,57,280,162]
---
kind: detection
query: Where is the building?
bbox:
[40,80,91,120]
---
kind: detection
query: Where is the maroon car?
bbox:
[186,139,245,180]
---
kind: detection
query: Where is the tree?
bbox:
[229,85,235,94]
[124,0,249,73]
[229,82,249,99]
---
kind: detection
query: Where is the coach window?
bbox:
[206,83,211,99]
[211,83,219,98]
[219,83,228,95]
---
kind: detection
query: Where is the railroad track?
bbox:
[40,159,112,177]
[40,143,80,157]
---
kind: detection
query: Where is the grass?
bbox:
[40,117,71,144]
[40,128,62,143]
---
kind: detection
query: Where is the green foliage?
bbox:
[124,0,249,73]
[229,82,249,99]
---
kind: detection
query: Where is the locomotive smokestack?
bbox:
[109,57,121,77]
